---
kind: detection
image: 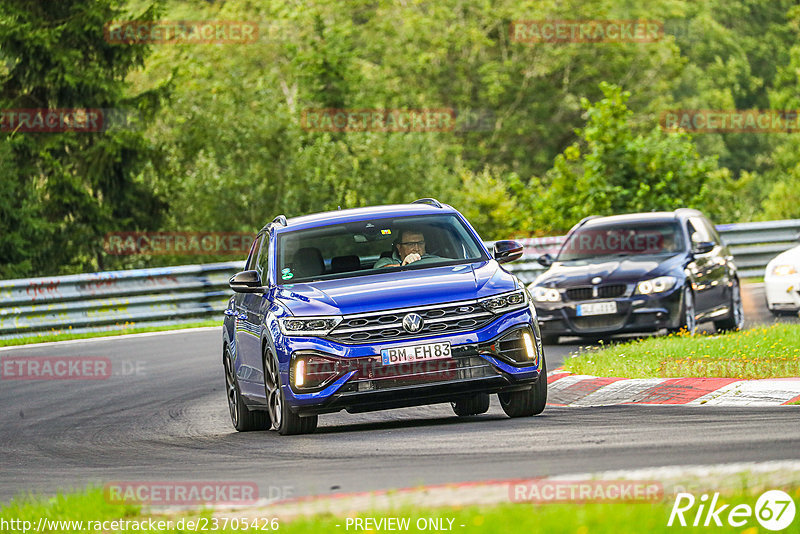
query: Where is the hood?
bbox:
[532,254,685,288]
[276,260,517,316]
[768,244,800,267]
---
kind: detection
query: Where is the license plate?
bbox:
[577,301,618,316]
[381,341,451,365]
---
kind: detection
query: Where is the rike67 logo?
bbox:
[668,490,796,531]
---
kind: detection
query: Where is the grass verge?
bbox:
[562,324,800,379]
[2,485,799,533]
[0,320,220,348]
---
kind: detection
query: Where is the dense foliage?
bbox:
[2,0,800,276]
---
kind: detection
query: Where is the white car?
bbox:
[765,244,800,314]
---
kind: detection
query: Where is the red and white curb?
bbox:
[198,460,800,521]
[547,370,800,406]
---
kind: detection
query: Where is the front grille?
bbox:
[571,316,626,331]
[338,351,500,392]
[565,284,627,301]
[328,300,495,344]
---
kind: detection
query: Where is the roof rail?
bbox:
[272,215,288,226]
[412,198,443,208]
[576,215,601,227]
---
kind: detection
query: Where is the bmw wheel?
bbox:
[669,286,697,335]
[714,278,744,332]
[263,347,317,435]
[224,345,270,432]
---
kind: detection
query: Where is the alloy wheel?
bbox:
[224,347,240,427]
[264,350,282,430]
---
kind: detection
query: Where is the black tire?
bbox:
[451,393,490,416]
[498,355,547,417]
[263,347,318,436]
[668,286,697,335]
[541,333,559,345]
[224,345,270,432]
[714,278,744,332]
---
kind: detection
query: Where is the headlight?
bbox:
[530,286,561,302]
[635,276,677,295]
[771,264,798,276]
[479,289,528,314]
[278,316,342,336]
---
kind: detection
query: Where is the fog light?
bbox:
[295,360,305,388]
[522,332,536,360]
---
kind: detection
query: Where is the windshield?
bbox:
[557,222,685,262]
[276,214,488,284]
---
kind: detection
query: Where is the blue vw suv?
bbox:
[222,199,546,435]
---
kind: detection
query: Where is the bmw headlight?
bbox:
[278,316,342,336]
[530,286,561,302]
[635,276,677,295]
[479,289,528,314]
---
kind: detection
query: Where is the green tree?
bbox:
[0,0,168,277]
[524,83,727,233]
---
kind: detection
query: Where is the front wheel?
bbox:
[498,356,547,418]
[264,348,317,435]
[541,333,559,345]
[714,278,744,332]
[224,345,270,432]
[668,286,697,335]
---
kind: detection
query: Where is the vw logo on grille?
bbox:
[402,313,424,333]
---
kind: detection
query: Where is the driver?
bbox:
[374,228,441,268]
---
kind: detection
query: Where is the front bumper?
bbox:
[533,286,683,337]
[765,276,800,311]
[279,308,543,415]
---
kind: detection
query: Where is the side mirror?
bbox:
[493,240,524,264]
[229,270,264,293]
[537,253,554,267]
[692,241,715,255]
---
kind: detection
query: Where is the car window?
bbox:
[256,234,270,283]
[557,222,685,262]
[275,214,487,284]
[688,217,713,243]
[244,235,261,270]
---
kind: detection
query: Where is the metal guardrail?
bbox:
[0,262,243,339]
[1,220,798,339]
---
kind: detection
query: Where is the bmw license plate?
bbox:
[381,341,451,365]
[576,301,618,316]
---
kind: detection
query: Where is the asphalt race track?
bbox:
[1,283,798,501]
